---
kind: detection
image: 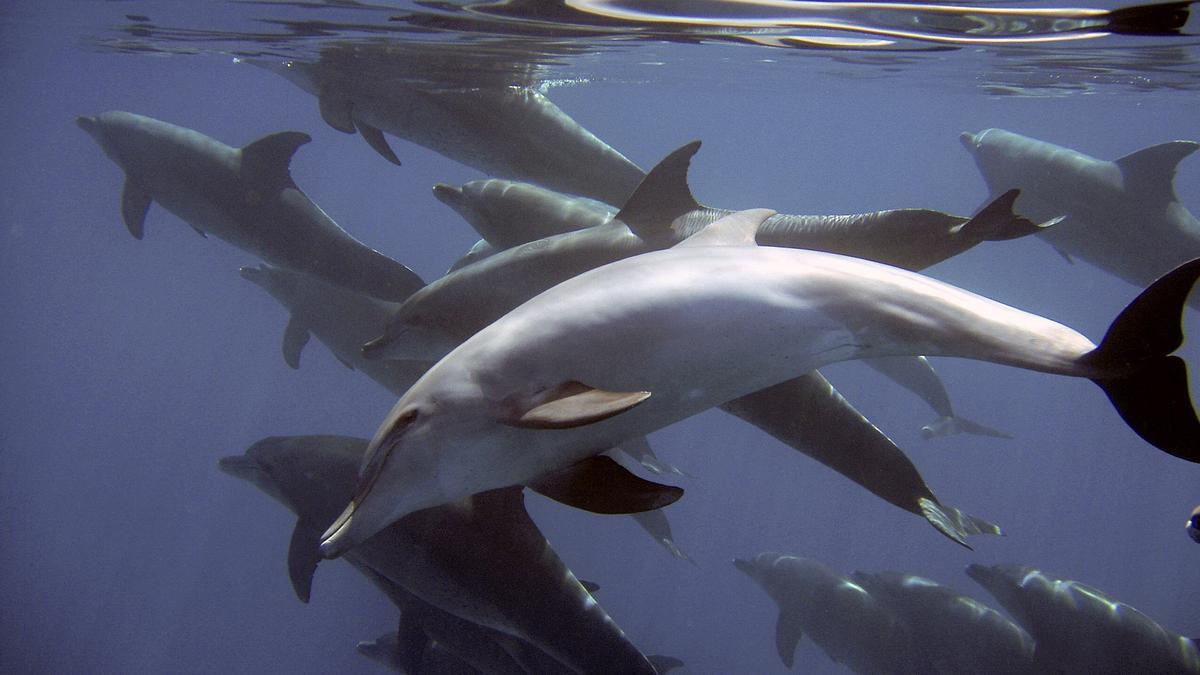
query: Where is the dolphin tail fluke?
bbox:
[918,497,1003,549]
[1084,258,1200,463]
[958,188,1058,242]
[1106,0,1192,36]
[921,415,1014,440]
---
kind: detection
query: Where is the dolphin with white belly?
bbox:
[967,563,1200,674]
[222,435,671,674]
[960,128,1200,300]
[257,51,645,206]
[76,111,423,302]
[320,207,1200,557]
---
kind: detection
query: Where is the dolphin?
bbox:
[239,263,432,397]
[257,52,646,206]
[76,111,423,303]
[1190,504,1200,543]
[959,127,1200,302]
[733,552,929,673]
[849,570,1035,674]
[966,563,1200,674]
[320,207,1200,557]
[221,435,670,674]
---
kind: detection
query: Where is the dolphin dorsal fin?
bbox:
[674,208,775,248]
[776,609,805,668]
[504,380,651,429]
[1115,140,1199,202]
[529,455,683,514]
[282,316,311,370]
[614,140,703,238]
[287,521,323,604]
[240,131,311,195]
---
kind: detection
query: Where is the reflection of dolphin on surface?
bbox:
[320,204,1200,557]
[960,127,1200,302]
[258,52,645,206]
[221,435,671,674]
[734,552,928,672]
[967,563,1200,674]
[76,111,423,303]
[850,570,1035,674]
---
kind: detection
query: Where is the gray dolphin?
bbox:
[257,53,645,206]
[239,264,431,397]
[960,127,1200,301]
[76,111,423,303]
[221,435,670,674]
[733,553,929,673]
[967,563,1200,674]
[1190,504,1200,543]
[849,570,1035,674]
[320,207,1200,557]
[393,142,1030,437]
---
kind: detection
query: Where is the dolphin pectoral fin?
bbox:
[617,435,695,477]
[240,131,311,195]
[921,415,1013,440]
[1052,244,1075,264]
[648,655,685,674]
[287,521,323,603]
[189,225,207,238]
[354,119,401,166]
[120,178,151,240]
[1084,258,1200,462]
[317,90,356,133]
[631,507,696,564]
[674,208,775,248]
[505,381,651,429]
[917,497,1003,549]
[282,316,311,370]
[775,610,804,669]
[614,140,703,237]
[529,455,683,514]
[580,579,601,594]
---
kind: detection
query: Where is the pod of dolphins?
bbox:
[77,48,1200,673]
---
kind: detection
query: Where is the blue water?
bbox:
[2,2,1198,673]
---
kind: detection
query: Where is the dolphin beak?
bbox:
[360,333,391,360]
[431,183,463,207]
[959,131,980,151]
[732,558,754,575]
[75,116,98,137]
[320,498,359,558]
[217,455,261,480]
[238,264,264,284]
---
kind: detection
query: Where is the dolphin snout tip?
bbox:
[238,264,267,282]
[75,115,97,135]
[959,131,979,150]
[360,336,389,361]
[431,183,462,205]
[732,558,753,574]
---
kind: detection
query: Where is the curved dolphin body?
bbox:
[966,564,1200,674]
[75,111,423,303]
[849,571,1035,674]
[221,435,664,675]
[733,553,929,673]
[259,57,645,206]
[320,207,1200,556]
[960,128,1200,301]
[239,264,432,398]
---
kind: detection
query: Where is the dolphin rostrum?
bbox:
[319,207,1200,557]
[960,127,1200,301]
[76,111,423,303]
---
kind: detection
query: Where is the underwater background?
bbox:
[1,1,1198,673]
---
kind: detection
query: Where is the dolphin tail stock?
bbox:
[917,497,1003,549]
[1082,258,1200,462]
[921,414,1014,440]
[957,188,1061,242]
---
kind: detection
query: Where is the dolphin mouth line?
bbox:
[319,434,397,557]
